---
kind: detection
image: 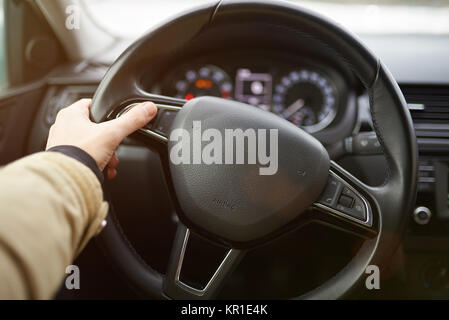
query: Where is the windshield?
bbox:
[81,0,449,38]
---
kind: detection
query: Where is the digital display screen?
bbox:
[235,68,272,109]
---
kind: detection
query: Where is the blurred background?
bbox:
[82,0,449,38]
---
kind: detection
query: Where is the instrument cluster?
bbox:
[155,54,347,133]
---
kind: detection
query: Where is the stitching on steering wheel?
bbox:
[368,71,393,187]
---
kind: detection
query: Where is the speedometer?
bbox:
[272,69,337,133]
[174,65,233,100]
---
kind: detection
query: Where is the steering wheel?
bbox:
[91,0,417,299]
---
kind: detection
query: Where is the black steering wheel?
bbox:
[91,0,417,299]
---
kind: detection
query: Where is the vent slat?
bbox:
[412,112,449,119]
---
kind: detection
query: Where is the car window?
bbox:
[0,0,7,91]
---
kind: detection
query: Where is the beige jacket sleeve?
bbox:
[0,152,108,299]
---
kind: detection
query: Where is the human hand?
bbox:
[46,99,157,179]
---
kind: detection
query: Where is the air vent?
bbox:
[401,85,449,152]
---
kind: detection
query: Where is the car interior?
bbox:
[1,0,449,300]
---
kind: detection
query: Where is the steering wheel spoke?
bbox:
[111,94,186,144]
[310,161,379,239]
[163,223,245,299]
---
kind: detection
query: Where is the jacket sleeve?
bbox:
[0,151,108,299]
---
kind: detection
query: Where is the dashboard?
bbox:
[151,52,352,135]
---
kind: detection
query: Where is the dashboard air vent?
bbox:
[400,85,449,152]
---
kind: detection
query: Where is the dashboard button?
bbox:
[413,206,432,225]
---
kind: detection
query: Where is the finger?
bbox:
[107,153,119,170]
[68,98,92,118]
[106,102,157,142]
[107,167,117,180]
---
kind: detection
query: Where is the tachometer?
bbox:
[272,69,337,133]
[174,65,233,100]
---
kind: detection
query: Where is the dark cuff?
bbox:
[47,145,104,185]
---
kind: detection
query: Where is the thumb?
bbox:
[108,102,158,141]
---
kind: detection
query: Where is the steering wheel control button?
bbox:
[338,194,354,208]
[318,176,342,206]
[116,102,182,143]
[152,109,177,136]
[348,198,367,220]
[335,194,366,221]
[342,187,354,197]
[413,206,432,225]
[316,171,370,224]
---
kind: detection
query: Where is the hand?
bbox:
[46,99,157,179]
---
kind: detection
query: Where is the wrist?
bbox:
[46,145,104,185]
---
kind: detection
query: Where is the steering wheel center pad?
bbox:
[169,96,329,243]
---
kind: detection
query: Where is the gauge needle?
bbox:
[282,99,305,119]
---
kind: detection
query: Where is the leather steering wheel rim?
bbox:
[91,0,417,299]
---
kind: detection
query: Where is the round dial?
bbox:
[271,69,337,133]
[174,65,233,100]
